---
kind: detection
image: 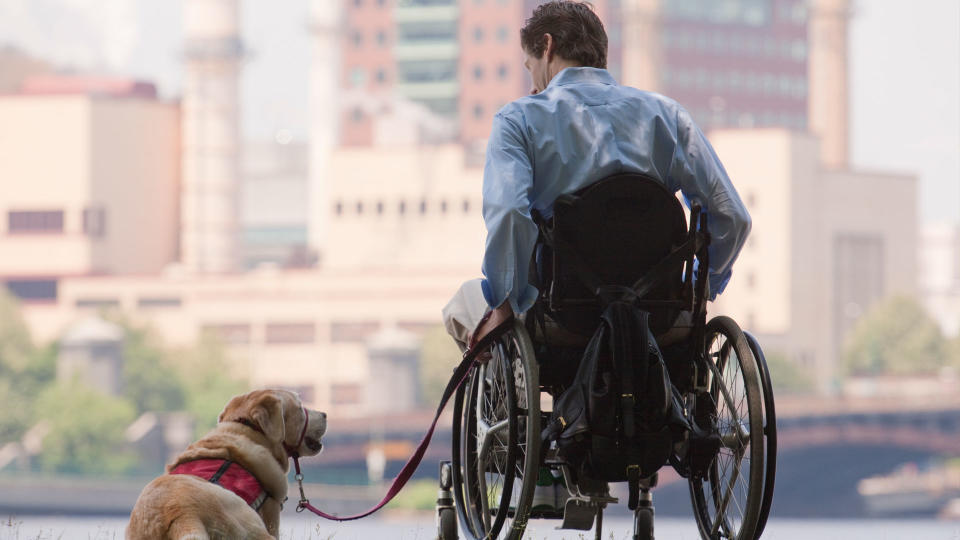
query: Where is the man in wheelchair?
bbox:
[441,2,755,537]
[443,1,749,349]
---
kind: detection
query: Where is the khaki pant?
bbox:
[441,279,491,351]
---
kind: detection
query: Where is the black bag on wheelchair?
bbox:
[542,299,689,482]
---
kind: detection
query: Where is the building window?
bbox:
[462,199,470,213]
[351,30,363,47]
[202,323,251,345]
[351,108,364,122]
[353,0,362,6]
[398,321,433,335]
[278,385,316,405]
[376,68,387,83]
[746,273,756,289]
[137,297,182,308]
[497,63,508,80]
[473,104,484,119]
[474,26,484,42]
[331,383,362,405]
[440,200,448,214]
[75,298,120,309]
[265,323,316,345]
[376,201,384,215]
[5,279,57,302]
[8,210,64,234]
[473,64,484,80]
[376,30,387,46]
[356,201,364,214]
[350,67,367,87]
[331,321,380,343]
[83,207,106,237]
[335,201,344,216]
[398,200,406,215]
[497,26,509,42]
[419,199,428,214]
[377,0,386,6]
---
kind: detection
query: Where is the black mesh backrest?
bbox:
[544,172,689,335]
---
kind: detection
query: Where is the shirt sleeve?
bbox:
[479,110,540,314]
[670,107,752,300]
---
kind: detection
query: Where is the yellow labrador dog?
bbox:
[127,389,327,539]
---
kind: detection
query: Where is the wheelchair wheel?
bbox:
[689,316,765,540]
[451,321,541,540]
[744,331,777,539]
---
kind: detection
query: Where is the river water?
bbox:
[3,514,958,540]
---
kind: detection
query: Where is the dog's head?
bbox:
[219,389,327,457]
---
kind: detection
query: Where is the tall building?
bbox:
[180,0,244,274]
[334,0,830,145]
[0,76,180,304]
[622,0,812,133]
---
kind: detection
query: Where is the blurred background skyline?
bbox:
[0,0,956,222]
[0,0,959,531]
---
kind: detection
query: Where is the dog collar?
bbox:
[285,406,309,458]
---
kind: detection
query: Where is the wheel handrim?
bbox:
[452,324,540,540]
[690,317,764,540]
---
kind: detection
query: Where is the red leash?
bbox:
[289,316,514,521]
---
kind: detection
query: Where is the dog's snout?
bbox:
[320,412,327,420]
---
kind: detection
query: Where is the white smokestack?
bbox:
[180,0,243,273]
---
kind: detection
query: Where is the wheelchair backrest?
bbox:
[537,172,692,336]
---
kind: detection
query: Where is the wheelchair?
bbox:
[438,173,777,540]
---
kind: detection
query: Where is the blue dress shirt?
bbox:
[480,67,751,313]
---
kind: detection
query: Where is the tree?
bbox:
[842,296,948,376]
[112,318,186,415]
[419,325,462,406]
[0,291,55,443]
[34,382,137,475]
[763,350,814,394]
[169,334,248,437]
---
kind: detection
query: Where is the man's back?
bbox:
[494,66,693,220]
[482,66,750,313]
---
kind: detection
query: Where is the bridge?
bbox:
[315,395,960,470]
[774,395,960,453]
[303,394,960,517]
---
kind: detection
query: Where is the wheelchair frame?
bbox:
[438,174,777,540]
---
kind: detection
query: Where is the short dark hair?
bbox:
[520,1,608,69]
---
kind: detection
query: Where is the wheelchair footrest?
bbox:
[558,498,598,530]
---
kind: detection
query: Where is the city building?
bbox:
[0,0,924,415]
[710,129,917,393]
[11,140,483,417]
[0,76,181,303]
[335,0,834,149]
[240,140,311,269]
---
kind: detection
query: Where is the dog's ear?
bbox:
[219,391,285,443]
[248,394,285,443]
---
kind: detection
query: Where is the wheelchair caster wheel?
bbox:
[634,506,654,540]
[437,507,457,540]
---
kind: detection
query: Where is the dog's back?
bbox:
[127,473,272,540]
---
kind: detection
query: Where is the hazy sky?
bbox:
[0,0,957,223]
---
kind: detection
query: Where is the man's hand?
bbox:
[467,301,514,352]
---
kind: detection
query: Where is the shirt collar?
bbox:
[547,67,617,89]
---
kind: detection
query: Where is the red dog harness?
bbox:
[170,459,268,510]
